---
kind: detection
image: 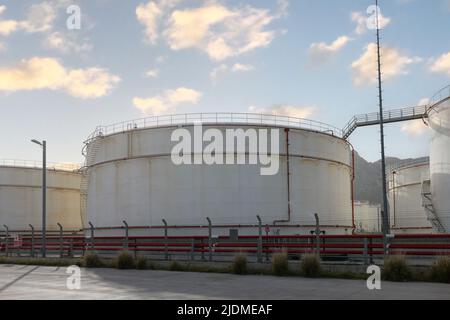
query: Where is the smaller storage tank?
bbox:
[427,86,450,233]
[0,160,82,231]
[354,201,380,233]
[388,159,433,234]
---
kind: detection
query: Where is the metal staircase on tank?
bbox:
[421,180,446,233]
[342,105,428,139]
[79,137,102,228]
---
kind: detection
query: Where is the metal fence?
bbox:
[0,159,81,172]
[1,222,449,264]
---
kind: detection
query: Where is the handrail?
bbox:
[426,85,450,117]
[84,112,344,143]
[342,105,428,139]
[352,105,427,124]
[429,85,450,108]
[387,157,429,174]
[0,159,81,172]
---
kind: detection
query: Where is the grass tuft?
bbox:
[383,255,412,282]
[169,261,184,271]
[231,255,248,275]
[115,251,135,269]
[430,256,450,283]
[272,252,289,276]
[136,256,149,270]
[83,251,104,268]
[300,254,322,278]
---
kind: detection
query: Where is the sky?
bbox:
[0,0,450,165]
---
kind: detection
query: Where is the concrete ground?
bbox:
[0,264,448,300]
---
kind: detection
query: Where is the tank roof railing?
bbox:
[427,85,450,117]
[85,112,344,143]
[429,85,450,107]
[387,157,430,174]
[0,159,81,172]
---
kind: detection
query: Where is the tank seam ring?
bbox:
[86,153,352,170]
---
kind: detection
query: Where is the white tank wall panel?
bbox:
[429,98,450,232]
[90,126,352,167]
[354,202,380,233]
[86,125,353,235]
[0,167,81,190]
[0,166,82,230]
[388,163,432,233]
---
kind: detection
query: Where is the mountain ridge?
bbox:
[354,153,428,205]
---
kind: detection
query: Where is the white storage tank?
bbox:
[427,86,450,233]
[0,160,82,231]
[388,160,433,234]
[83,113,355,236]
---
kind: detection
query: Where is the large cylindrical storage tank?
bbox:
[388,160,432,234]
[83,115,354,236]
[427,86,450,233]
[0,161,82,231]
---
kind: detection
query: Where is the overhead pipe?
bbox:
[392,171,397,228]
[274,128,291,225]
[348,142,356,234]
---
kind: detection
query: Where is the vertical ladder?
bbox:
[421,180,446,233]
[80,138,102,229]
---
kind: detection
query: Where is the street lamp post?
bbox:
[31,139,47,258]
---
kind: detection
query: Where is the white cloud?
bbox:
[351,12,367,35]
[136,0,183,44]
[210,64,229,82]
[430,52,450,76]
[145,68,159,78]
[0,6,19,36]
[137,0,288,61]
[156,55,166,63]
[401,98,430,136]
[0,57,120,99]
[309,36,351,62]
[210,63,254,82]
[418,98,430,106]
[133,96,168,115]
[133,87,202,115]
[65,68,121,99]
[248,105,316,119]
[351,10,391,35]
[136,1,164,44]
[351,43,421,86]
[44,32,93,54]
[232,63,254,72]
[401,119,428,136]
[166,87,201,105]
[0,57,66,91]
[0,1,74,37]
[0,42,6,52]
[19,2,57,33]
[0,20,19,36]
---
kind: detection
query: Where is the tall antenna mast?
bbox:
[375,0,390,236]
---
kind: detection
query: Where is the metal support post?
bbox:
[162,219,168,260]
[256,215,263,263]
[123,220,129,250]
[57,223,63,258]
[207,217,212,261]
